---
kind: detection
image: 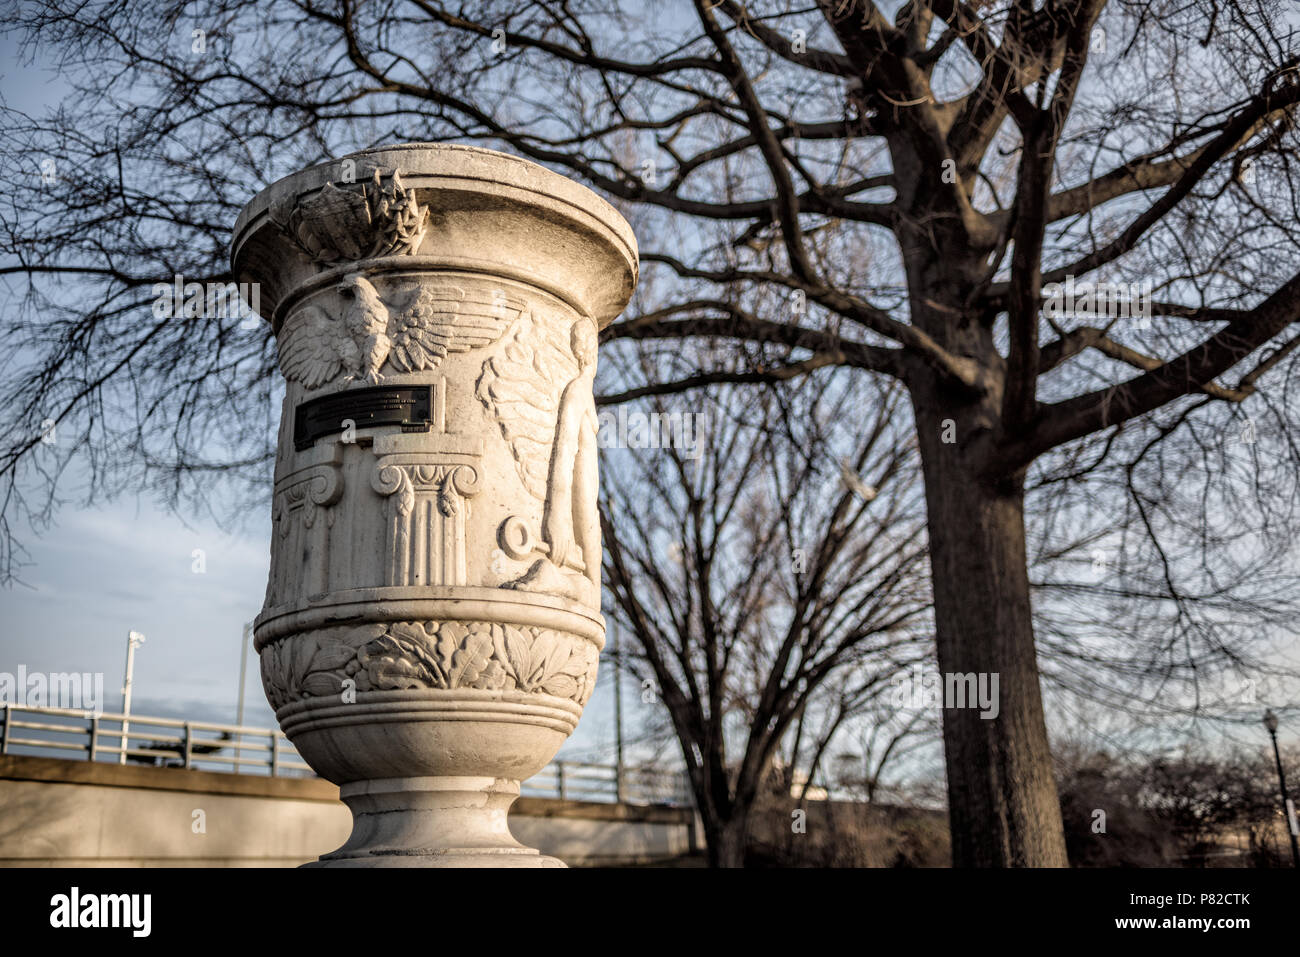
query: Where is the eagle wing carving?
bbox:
[385,284,525,374]
[277,304,360,389]
[276,282,527,389]
[475,310,579,499]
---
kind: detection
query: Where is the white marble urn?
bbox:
[231,144,637,866]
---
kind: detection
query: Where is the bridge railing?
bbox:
[0,703,313,775]
[523,759,694,806]
[0,704,693,806]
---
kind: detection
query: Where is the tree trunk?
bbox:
[703,813,750,868]
[912,395,1070,867]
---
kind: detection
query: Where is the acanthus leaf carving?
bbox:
[360,621,446,691]
[260,620,598,709]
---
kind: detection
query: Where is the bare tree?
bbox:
[4,0,1300,865]
[1056,739,1300,867]
[600,364,932,865]
[828,705,937,805]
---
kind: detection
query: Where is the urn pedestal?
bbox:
[231,144,637,867]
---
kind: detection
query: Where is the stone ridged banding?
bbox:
[253,587,606,650]
[277,691,583,738]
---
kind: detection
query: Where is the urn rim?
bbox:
[230,141,638,327]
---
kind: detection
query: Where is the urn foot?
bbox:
[307,775,565,868]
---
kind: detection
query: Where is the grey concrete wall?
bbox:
[0,755,695,867]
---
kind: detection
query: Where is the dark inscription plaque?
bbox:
[294,384,432,450]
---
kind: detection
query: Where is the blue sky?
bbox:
[1,486,274,726]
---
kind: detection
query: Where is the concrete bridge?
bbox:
[0,703,698,866]
[0,753,698,867]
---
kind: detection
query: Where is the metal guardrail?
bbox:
[0,704,312,776]
[523,760,694,806]
[0,704,694,806]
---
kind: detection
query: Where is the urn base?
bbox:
[306,775,565,868]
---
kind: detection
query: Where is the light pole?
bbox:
[235,621,252,727]
[612,622,624,802]
[119,631,145,764]
[235,621,252,773]
[1263,709,1300,867]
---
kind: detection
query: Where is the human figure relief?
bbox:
[477,313,600,607]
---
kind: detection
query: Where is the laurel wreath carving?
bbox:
[260,620,600,710]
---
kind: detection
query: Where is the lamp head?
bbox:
[1264,709,1279,733]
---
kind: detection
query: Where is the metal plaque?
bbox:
[294,384,432,450]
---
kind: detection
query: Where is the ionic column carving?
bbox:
[371,459,481,586]
[269,443,344,604]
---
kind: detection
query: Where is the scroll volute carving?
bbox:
[371,459,482,588]
[268,444,345,606]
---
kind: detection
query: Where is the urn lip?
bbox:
[231,142,638,328]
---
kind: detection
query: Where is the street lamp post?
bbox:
[613,622,624,803]
[1263,709,1300,867]
[119,631,145,764]
[235,621,252,773]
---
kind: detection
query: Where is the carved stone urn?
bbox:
[231,144,637,866]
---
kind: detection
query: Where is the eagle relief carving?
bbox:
[277,277,526,389]
[476,312,600,607]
